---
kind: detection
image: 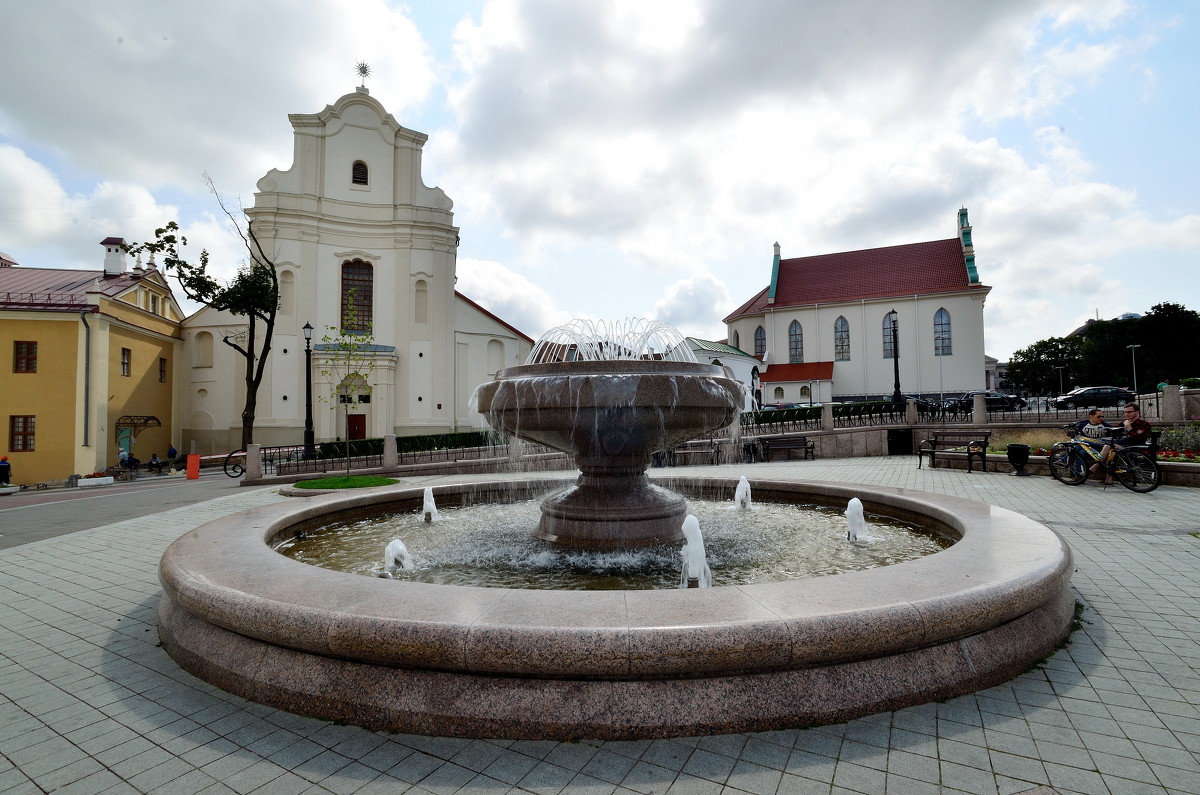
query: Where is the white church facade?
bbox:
[724,209,990,406]
[181,87,532,452]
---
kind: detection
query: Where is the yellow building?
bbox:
[0,239,183,485]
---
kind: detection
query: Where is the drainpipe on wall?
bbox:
[79,311,91,447]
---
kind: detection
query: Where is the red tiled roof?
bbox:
[760,362,834,383]
[725,238,982,321]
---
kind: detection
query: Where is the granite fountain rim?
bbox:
[159,476,1073,680]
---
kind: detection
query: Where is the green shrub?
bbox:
[1180,377,1200,389]
[1159,422,1200,452]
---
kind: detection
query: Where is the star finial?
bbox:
[355,62,371,87]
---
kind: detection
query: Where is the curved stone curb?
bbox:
[157,477,1073,739]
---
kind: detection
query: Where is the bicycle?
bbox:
[1048,425,1160,493]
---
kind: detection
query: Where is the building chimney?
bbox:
[100,237,127,276]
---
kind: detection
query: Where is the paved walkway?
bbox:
[2,458,1198,794]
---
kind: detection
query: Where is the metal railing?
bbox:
[739,406,821,434]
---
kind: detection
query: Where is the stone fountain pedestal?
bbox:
[473,360,743,548]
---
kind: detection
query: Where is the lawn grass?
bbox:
[986,428,1066,454]
[294,475,399,489]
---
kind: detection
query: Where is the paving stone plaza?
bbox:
[2,457,1198,794]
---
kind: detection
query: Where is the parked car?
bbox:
[946,390,1027,412]
[1053,386,1136,409]
[899,394,935,410]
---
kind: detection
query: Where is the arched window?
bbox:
[754,326,766,357]
[934,308,952,356]
[788,320,804,363]
[800,385,810,398]
[487,339,504,375]
[351,161,368,185]
[732,330,740,349]
[193,331,214,368]
[834,316,850,361]
[278,270,295,316]
[341,260,373,333]
[882,311,898,359]
[414,280,429,324]
[773,387,785,402]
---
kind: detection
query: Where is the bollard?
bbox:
[186,454,200,480]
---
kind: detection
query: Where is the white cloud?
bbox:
[653,273,732,342]
[456,257,574,340]
[0,0,436,204]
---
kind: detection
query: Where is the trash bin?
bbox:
[1007,444,1031,476]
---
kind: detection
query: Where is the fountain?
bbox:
[734,476,752,510]
[155,319,1074,740]
[422,487,439,523]
[677,515,712,588]
[383,538,414,574]
[472,319,743,548]
[846,497,866,542]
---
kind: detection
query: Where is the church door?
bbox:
[347,414,366,440]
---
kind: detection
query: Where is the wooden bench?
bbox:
[762,436,816,461]
[668,438,720,466]
[917,431,992,473]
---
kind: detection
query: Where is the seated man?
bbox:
[147,453,163,475]
[1096,402,1151,485]
[1075,409,1110,446]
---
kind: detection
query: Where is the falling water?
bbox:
[383,538,415,575]
[678,515,712,588]
[734,477,752,510]
[845,497,867,543]
[422,487,440,524]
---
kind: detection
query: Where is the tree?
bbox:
[126,185,279,450]
[1007,302,1198,395]
[1005,337,1084,395]
[318,292,376,475]
[1139,302,1200,385]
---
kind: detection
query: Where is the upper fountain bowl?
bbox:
[474,358,743,548]
[474,359,743,463]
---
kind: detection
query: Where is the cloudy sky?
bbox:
[1,0,1197,360]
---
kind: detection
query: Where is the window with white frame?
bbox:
[934,308,952,356]
[788,320,803,363]
[834,316,850,361]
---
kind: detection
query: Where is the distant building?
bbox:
[682,338,759,410]
[180,87,533,452]
[724,209,991,403]
[0,240,184,483]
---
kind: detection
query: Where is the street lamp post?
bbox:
[303,322,315,459]
[1054,365,1065,395]
[1127,344,1141,398]
[890,310,902,405]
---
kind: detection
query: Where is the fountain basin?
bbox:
[158,477,1074,740]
